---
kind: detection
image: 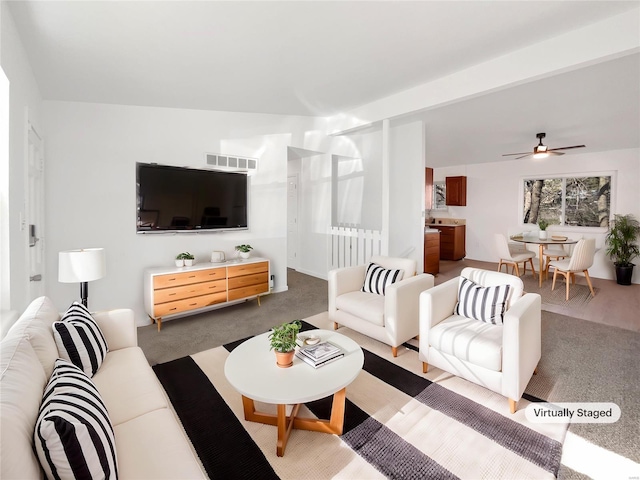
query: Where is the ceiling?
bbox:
[6,1,640,166]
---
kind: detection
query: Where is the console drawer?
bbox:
[228,272,269,290]
[153,268,226,289]
[228,283,269,301]
[227,261,268,278]
[154,279,227,304]
[154,292,227,317]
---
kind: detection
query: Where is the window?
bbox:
[523,175,611,228]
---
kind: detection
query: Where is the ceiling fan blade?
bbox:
[515,153,533,160]
[548,151,565,156]
[547,145,585,152]
[502,152,531,156]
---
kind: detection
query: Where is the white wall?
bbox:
[434,148,640,283]
[389,120,425,270]
[42,101,330,324]
[0,3,43,313]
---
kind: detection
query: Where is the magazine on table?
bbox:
[298,341,343,362]
[295,350,344,369]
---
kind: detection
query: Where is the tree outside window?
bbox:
[523,176,610,228]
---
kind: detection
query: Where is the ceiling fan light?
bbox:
[533,152,549,159]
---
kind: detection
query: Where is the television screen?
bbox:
[136,163,248,233]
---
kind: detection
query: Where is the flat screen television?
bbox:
[136,163,248,233]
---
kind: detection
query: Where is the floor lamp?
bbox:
[58,248,106,308]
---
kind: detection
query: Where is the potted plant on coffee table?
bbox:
[268,320,302,368]
[235,244,253,259]
[605,214,640,285]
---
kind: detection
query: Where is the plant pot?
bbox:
[175,259,184,267]
[539,231,548,240]
[239,251,250,259]
[274,350,295,368]
[184,259,194,267]
[615,263,635,285]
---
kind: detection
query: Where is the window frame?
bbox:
[519,171,616,233]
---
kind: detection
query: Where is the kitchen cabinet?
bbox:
[432,225,466,260]
[424,230,440,274]
[425,167,434,210]
[445,176,467,206]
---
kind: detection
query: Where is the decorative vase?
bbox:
[184,259,194,267]
[539,231,548,240]
[240,251,250,259]
[274,350,295,368]
[175,259,184,267]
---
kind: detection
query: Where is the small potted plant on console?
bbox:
[235,244,253,259]
[268,320,302,368]
[175,252,195,267]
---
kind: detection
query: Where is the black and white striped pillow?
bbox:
[34,359,118,480]
[53,302,108,377]
[361,263,404,295]
[454,277,511,325]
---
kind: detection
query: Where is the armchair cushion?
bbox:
[361,263,404,295]
[429,315,503,371]
[454,277,511,325]
[335,291,385,326]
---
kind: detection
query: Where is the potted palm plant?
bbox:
[606,214,640,285]
[268,320,302,368]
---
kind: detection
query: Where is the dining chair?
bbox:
[549,238,596,300]
[494,234,537,278]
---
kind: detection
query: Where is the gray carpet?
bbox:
[138,268,640,478]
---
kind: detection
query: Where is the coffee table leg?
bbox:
[240,389,348,457]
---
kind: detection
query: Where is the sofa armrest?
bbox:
[92,309,138,351]
[502,293,542,400]
[419,277,459,340]
[384,274,435,345]
[328,265,366,315]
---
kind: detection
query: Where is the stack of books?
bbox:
[296,341,344,369]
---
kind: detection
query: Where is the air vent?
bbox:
[205,153,259,174]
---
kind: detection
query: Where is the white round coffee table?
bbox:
[224,329,364,456]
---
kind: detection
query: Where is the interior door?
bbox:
[287,175,298,270]
[27,124,45,299]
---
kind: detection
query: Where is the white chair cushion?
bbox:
[429,315,503,371]
[335,291,385,326]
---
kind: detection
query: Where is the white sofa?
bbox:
[419,267,541,413]
[0,296,206,479]
[329,255,435,356]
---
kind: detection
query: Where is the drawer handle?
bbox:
[188,275,196,279]
[189,303,197,306]
[169,293,176,296]
[169,307,177,312]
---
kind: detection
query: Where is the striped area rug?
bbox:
[153,316,568,479]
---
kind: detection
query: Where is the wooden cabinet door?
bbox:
[445,176,467,206]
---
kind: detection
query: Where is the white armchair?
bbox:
[329,255,435,357]
[419,267,541,413]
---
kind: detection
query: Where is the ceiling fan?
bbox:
[503,132,585,160]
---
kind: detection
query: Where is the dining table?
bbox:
[510,234,578,287]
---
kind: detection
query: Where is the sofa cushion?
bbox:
[336,291,385,326]
[7,295,60,378]
[429,315,503,371]
[0,333,48,480]
[454,277,511,325]
[53,302,109,377]
[361,262,404,295]
[34,359,118,480]
[114,408,206,479]
[92,347,168,426]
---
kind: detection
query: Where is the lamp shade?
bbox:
[58,248,106,283]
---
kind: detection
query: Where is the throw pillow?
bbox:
[34,359,118,480]
[454,277,511,325]
[53,302,108,377]
[361,263,404,295]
